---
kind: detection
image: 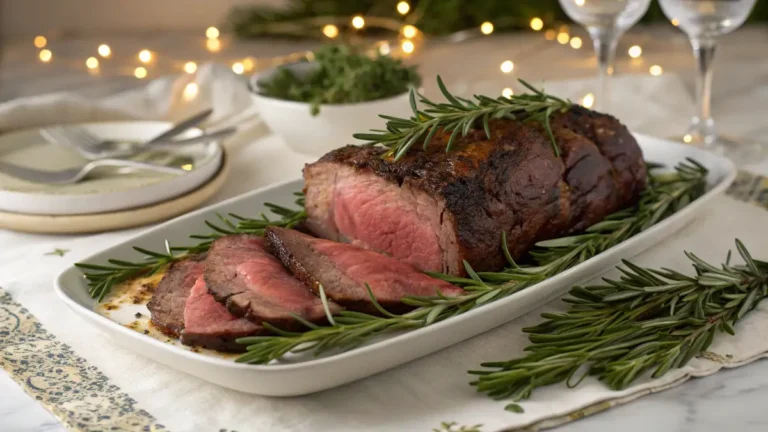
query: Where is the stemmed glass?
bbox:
[559,0,652,112]
[658,0,758,162]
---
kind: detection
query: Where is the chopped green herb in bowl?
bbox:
[255,44,422,116]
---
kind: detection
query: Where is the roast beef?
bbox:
[147,255,205,337]
[303,107,646,274]
[180,276,264,352]
[204,234,341,328]
[265,226,464,313]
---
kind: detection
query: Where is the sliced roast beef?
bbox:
[303,108,646,275]
[180,277,264,352]
[204,234,340,328]
[265,226,464,313]
[147,255,205,337]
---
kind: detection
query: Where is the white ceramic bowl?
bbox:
[250,64,412,157]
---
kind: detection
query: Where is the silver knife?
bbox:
[146,108,214,144]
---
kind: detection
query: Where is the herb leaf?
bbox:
[353,76,570,160]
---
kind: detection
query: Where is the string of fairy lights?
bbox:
[29,0,670,107]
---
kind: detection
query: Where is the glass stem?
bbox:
[588,28,619,112]
[690,38,717,145]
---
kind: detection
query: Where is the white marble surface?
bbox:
[2,25,768,431]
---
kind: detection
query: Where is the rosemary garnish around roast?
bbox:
[353,76,571,160]
[75,193,306,301]
[235,159,707,364]
[471,239,768,402]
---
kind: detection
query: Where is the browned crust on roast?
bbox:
[308,108,646,272]
[147,255,206,337]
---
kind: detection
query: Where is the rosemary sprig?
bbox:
[235,160,708,363]
[470,239,768,401]
[75,193,306,301]
[353,76,571,160]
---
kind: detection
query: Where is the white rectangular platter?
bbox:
[55,134,736,396]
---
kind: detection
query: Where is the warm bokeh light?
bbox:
[500,60,514,74]
[138,49,152,63]
[402,25,418,39]
[649,65,663,76]
[576,0,585,5]
[351,15,365,29]
[379,42,391,55]
[243,57,256,71]
[480,21,494,35]
[206,26,220,39]
[134,66,147,79]
[232,62,244,75]
[683,134,692,143]
[86,56,99,69]
[628,45,642,58]
[97,44,111,58]
[401,40,415,54]
[671,18,680,26]
[544,29,557,40]
[582,93,595,108]
[570,36,582,49]
[502,87,514,98]
[184,61,197,74]
[557,32,570,44]
[530,17,544,31]
[206,38,221,52]
[397,1,410,15]
[323,24,339,38]
[34,36,47,48]
[183,82,199,101]
[38,49,52,62]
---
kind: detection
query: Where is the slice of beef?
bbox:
[147,255,205,337]
[204,234,340,328]
[265,226,464,314]
[303,109,646,275]
[180,276,264,352]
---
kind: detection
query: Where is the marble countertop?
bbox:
[2,25,768,432]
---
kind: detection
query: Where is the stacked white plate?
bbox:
[0,121,227,233]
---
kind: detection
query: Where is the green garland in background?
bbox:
[228,0,768,39]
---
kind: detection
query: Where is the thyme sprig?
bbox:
[353,76,572,160]
[470,240,768,401]
[75,193,306,301]
[235,160,708,363]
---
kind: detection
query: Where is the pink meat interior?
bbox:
[183,277,260,334]
[309,238,464,301]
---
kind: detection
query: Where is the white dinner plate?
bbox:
[0,121,222,215]
[54,134,736,396]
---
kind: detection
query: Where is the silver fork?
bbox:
[0,159,185,185]
[40,126,236,160]
[39,108,215,160]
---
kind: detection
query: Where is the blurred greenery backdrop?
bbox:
[230,0,768,39]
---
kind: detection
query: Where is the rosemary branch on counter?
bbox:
[235,159,708,364]
[353,76,571,160]
[75,193,306,301]
[470,239,768,402]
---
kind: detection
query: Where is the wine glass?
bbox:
[559,0,652,112]
[658,0,758,163]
